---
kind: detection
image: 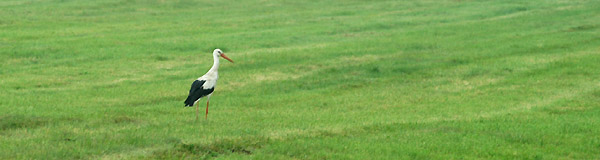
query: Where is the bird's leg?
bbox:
[196,102,199,121]
[205,97,210,120]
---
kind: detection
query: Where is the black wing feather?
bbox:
[184,80,214,106]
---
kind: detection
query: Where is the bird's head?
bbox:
[213,49,234,63]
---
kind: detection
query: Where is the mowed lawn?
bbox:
[1,0,600,159]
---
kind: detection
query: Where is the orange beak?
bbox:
[221,53,234,63]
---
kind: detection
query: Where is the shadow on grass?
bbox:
[0,115,48,131]
[153,137,268,159]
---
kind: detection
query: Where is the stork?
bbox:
[184,49,234,120]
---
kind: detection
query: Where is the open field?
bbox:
[1,0,600,159]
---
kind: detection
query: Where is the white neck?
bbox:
[208,53,220,74]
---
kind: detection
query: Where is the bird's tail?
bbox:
[183,100,194,107]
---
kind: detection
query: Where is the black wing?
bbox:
[184,80,215,106]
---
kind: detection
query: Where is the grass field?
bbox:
[1,0,600,159]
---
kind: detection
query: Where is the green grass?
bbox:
[1,0,600,159]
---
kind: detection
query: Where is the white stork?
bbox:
[184,49,234,120]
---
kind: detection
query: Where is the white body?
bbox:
[198,51,221,90]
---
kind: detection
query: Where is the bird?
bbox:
[184,49,234,120]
